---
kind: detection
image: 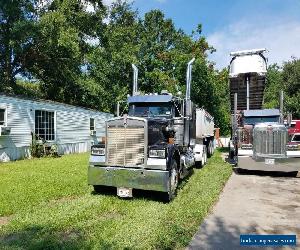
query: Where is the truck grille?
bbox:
[253,124,287,158]
[107,126,145,166]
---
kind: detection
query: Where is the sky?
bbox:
[104,0,300,69]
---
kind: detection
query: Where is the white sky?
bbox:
[207,19,300,69]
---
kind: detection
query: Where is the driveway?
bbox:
[188,171,300,249]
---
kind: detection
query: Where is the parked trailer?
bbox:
[196,109,215,157]
[228,48,300,173]
[88,58,215,201]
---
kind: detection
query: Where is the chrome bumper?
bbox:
[89,155,167,170]
[88,165,170,192]
[236,156,300,172]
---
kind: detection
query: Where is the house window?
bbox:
[90,118,95,131]
[35,110,55,141]
[0,109,5,126]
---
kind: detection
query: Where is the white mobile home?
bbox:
[0,94,113,162]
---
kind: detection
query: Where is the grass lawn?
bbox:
[0,150,232,249]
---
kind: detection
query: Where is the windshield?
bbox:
[244,116,280,125]
[128,103,172,117]
[292,134,300,142]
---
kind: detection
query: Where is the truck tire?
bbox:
[203,146,207,165]
[207,140,213,157]
[195,161,202,168]
[211,139,215,155]
[163,161,179,202]
[229,147,235,161]
[93,185,111,194]
[195,146,206,168]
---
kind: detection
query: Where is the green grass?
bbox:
[0,151,232,249]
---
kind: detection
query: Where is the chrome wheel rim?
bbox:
[170,167,178,194]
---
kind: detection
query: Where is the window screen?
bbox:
[35,110,55,141]
[0,109,5,125]
[90,118,95,131]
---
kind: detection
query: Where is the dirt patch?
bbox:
[0,232,20,244]
[0,227,40,244]
[48,195,79,206]
[100,211,123,220]
[58,229,81,242]
[0,216,12,226]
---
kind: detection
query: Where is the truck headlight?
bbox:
[91,146,105,156]
[149,149,166,158]
[287,144,300,150]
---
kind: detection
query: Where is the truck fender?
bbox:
[166,144,180,171]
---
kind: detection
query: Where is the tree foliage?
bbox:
[0,0,231,134]
[0,0,36,92]
[265,59,300,118]
[264,64,282,109]
[282,58,300,118]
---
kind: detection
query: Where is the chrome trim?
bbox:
[88,165,169,192]
[146,158,167,170]
[105,117,148,168]
[236,156,300,172]
[89,155,105,164]
[253,123,287,159]
[132,64,139,96]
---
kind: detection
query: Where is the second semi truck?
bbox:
[229,48,300,173]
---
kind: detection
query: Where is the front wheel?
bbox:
[207,140,213,157]
[93,185,112,194]
[203,146,207,165]
[195,145,207,168]
[163,161,179,202]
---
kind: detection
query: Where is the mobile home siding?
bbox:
[0,95,112,161]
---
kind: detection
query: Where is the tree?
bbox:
[86,1,230,133]
[209,68,231,135]
[265,59,300,118]
[264,64,282,109]
[0,0,232,134]
[0,0,36,92]
[282,58,300,118]
[26,0,106,105]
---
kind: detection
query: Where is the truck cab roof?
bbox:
[243,109,280,117]
[128,94,174,104]
[242,109,281,125]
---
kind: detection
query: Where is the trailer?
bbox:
[228,49,300,173]
[88,58,215,201]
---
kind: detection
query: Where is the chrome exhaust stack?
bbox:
[185,58,195,112]
[132,64,138,96]
[280,90,284,123]
[184,58,195,146]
